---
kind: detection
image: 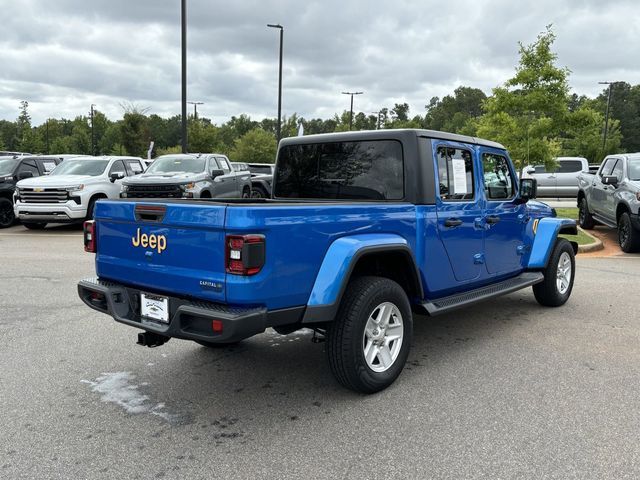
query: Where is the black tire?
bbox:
[578,197,595,229]
[86,197,101,221]
[326,276,412,394]
[250,185,268,199]
[533,238,575,307]
[242,187,251,199]
[618,212,640,253]
[23,222,47,230]
[0,197,15,228]
[194,340,240,349]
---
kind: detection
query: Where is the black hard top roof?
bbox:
[278,128,505,150]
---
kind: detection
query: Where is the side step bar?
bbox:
[421,271,544,316]
[591,213,617,229]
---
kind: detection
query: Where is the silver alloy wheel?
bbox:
[556,251,572,294]
[362,302,404,373]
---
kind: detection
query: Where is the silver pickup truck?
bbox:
[577,153,640,252]
[522,157,597,197]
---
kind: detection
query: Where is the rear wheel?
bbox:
[326,276,412,394]
[533,239,575,307]
[242,187,251,199]
[0,198,15,228]
[578,197,595,229]
[618,212,640,253]
[251,185,268,199]
[23,222,47,230]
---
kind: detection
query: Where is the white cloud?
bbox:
[0,0,638,124]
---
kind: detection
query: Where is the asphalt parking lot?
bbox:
[2,224,640,479]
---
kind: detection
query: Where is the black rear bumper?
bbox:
[77,277,302,344]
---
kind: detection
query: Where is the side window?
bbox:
[482,153,515,200]
[558,160,583,173]
[125,160,143,176]
[217,157,231,173]
[208,158,219,172]
[18,160,40,177]
[599,158,616,178]
[436,146,474,201]
[610,160,623,182]
[109,160,126,177]
[533,165,546,174]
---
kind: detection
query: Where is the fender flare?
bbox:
[251,178,272,195]
[527,217,577,269]
[302,233,422,324]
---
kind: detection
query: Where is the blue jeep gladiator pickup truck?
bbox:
[78,129,577,393]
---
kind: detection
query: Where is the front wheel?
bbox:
[326,276,412,394]
[578,198,595,229]
[0,198,15,229]
[242,187,251,199]
[250,186,268,199]
[618,212,640,253]
[533,238,575,307]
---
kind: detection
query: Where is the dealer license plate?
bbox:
[141,293,169,323]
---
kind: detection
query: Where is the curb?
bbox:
[577,227,604,253]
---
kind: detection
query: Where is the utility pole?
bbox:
[267,24,284,145]
[45,119,49,154]
[342,91,363,130]
[181,0,188,153]
[90,104,96,156]
[187,101,204,120]
[598,81,618,158]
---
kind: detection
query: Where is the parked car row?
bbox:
[521,157,599,198]
[1,153,267,229]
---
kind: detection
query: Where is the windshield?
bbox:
[249,165,273,175]
[0,158,19,176]
[146,156,206,174]
[629,159,640,181]
[51,160,109,176]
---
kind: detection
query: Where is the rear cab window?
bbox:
[557,160,584,173]
[274,140,404,200]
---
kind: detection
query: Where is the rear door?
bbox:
[555,159,584,197]
[95,201,228,303]
[213,156,236,198]
[434,142,485,283]
[531,165,557,197]
[480,149,526,275]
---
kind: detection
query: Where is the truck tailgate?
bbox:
[94,201,227,303]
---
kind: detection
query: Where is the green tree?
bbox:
[121,112,150,157]
[230,128,277,163]
[424,87,487,133]
[188,118,220,153]
[475,26,571,169]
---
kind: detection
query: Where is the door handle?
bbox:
[444,218,463,227]
[486,215,500,225]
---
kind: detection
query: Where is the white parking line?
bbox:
[0,233,83,238]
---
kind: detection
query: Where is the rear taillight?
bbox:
[225,234,265,275]
[84,220,96,253]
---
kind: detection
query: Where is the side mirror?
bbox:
[210,169,224,179]
[17,171,34,180]
[110,172,125,183]
[526,168,536,175]
[517,178,537,203]
[602,175,618,186]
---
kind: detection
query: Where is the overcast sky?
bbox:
[0,0,638,125]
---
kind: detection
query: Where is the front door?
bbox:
[591,158,617,215]
[213,156,236,198]
[480,149,526,275]
[434,143,484,283]
[532,165,557,197]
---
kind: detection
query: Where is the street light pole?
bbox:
[342,91,363,130]
[187,101,204,120]
[267,24,284,144]
[599,81,618,158]
[45,119,49,154]
[181,0,188,153]
[90,104,96,156]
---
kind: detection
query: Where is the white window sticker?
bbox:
[42,161,57,172]
[451,159,468,195]
[130,162,143,173]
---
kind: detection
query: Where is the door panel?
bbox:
[434,143,484,283]
[480,150,526,275]
[212,157,235,198]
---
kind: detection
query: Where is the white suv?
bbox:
[14,156,144,229]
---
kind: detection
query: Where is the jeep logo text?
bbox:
[131,228,167,254]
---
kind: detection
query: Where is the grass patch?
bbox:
[555,207,578,220]
[560,229,595,246]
